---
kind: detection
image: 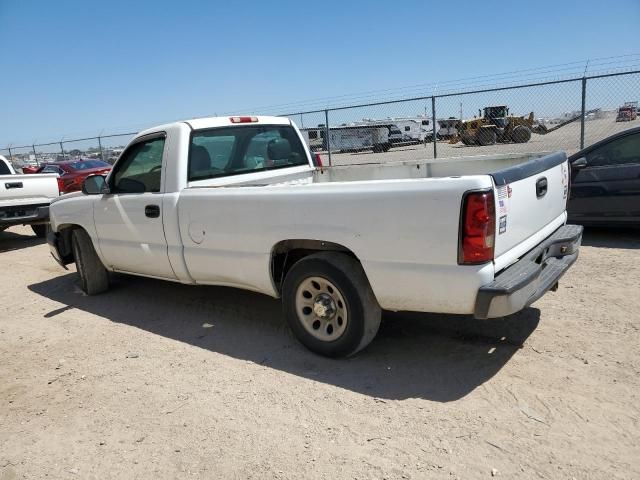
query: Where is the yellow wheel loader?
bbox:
[449,106,596,147]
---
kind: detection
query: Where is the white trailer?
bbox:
[357,117,433,143]
[301,125,392,153]
[437,119,461,139]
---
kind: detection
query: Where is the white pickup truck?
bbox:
[47,116,582,357]
[0,155,59,237]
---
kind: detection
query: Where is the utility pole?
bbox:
[460,102,463,121]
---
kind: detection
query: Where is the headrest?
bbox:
[267,138,291,160]
[191,145,211,171]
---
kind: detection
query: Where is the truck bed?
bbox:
[313,152,552,183]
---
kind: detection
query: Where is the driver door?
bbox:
[569,132,640,224]
[94,132,176,279]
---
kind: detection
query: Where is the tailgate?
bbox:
[0,174,59,207]
[491,152,569,262]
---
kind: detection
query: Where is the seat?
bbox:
[267,138,292,166]
[190,145,212,177]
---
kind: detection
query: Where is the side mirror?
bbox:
[571,157,588,171]
[82,175,109,195]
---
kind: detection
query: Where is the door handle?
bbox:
[536,177,548,198]
[145,205,160,218]
[5,182,23,189]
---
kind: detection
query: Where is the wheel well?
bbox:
[270,239,358,293]
[56,224,82,265]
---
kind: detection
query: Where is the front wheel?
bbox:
[282,252,381,358]
[71,228,109,295]
[511,125,532,143]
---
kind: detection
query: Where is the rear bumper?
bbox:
[474,224,583,319]
[0,204,49,227]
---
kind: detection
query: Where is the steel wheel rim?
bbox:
[295,276,348,342]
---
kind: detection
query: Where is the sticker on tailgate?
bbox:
[561,163,569,199]
[499,215,507,235]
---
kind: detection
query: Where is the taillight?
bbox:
[459,190,495,264]
[229,116,258,123]
[59,176,84,193]
[313,153,323,167]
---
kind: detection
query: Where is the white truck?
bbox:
[0,155,59,237]
[47,116,582,357]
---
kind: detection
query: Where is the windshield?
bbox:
[69,160,111,170]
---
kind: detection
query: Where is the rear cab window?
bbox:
[42,165,64,175]
[189,125,309,181]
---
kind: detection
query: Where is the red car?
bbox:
[28,159,112,194]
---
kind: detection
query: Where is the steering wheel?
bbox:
[149,165,162,173]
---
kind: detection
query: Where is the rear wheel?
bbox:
[282,252,381,358]
[31,224,48,238]
[71,228,109,295]
[511,125,532,143]
[477,129,497,146]
[461,133,475,146]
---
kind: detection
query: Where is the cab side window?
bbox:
[587,133,640,167]
[112,136,165,193]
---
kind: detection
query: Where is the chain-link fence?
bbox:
[1,71,638,170]
[0,132,135,169]
[282,71,639,167]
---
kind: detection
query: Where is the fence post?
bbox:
[60,141,65,159]
[580,77,587,150]
[324,109,332,166]
[98,136,104,161]
[431,96,437,159]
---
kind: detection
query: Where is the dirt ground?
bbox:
[1,225,639,479]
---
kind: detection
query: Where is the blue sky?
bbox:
[0,0,638,147]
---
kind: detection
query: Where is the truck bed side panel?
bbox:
[176,176,494,314]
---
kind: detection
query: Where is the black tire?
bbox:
[477,129,497,146]
[31,224,48,238]
[71,228,109,295]
[282,252,381,358]
[382,143,391,152]
[461,133,475,146]
[511,125,532,143]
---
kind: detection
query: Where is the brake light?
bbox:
[459,190,495,264]
[229,116,258,123]
[56,177,65,194]
[313,153,323,167]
